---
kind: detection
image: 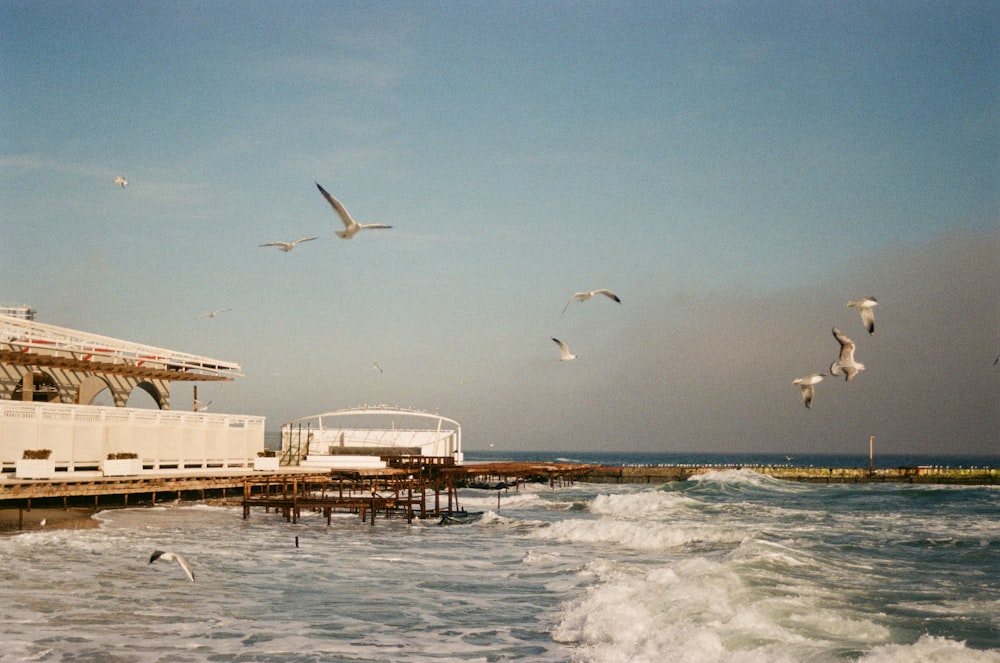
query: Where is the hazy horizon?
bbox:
[3,3,997,456]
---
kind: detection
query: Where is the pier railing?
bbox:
[0,401,265,473]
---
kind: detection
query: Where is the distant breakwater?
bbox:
[583,465,999,485]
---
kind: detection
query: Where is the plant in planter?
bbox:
[16,449,55,478]
[103,451,143,476]
[254,449,279,470]
[22,449,52,460]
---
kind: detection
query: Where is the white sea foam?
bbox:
[2,477,996,661]
[857,635,1000,662]
[553,554,892,663]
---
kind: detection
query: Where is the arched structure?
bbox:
[0,310,264,476]
[1,312,239,409]
[282,405,463,469]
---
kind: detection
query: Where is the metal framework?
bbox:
[281,405,462,465]
[0,314,241,381]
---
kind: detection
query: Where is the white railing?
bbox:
[0,401,265,473]
[282,405,462,464]
[0,314,242,377]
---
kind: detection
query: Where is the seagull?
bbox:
[114,175,128,188]
[562,289,621,314]
[193,398,212,412]
[149,550,195,581]
[373,362,383,375]
[552,338,577,361]
[792,373,825,408]
[315,182,392,239]
[847,297,877,334]
[258,237,318,252]
[829,327,866,381]
[195,308,232,320]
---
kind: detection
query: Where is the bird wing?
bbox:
[294,237,319,245]
[259,242,290,249]
[832,328,856,362]
[316,182,357,230]
[859,307,875,334]
[595,289,621,303]
[174,553,195,581]
[357,223,392,230]
[552,338,572,359]
[800,384,815,408]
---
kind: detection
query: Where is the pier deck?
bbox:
[1,461,994,531]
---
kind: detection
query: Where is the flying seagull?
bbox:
[792,373,825,408]
[258,237,318,252]
[195,308,232,320]
[149,550,195,581]
[562,289,621,314]
[847,296,877,334]
[552,338,577,361]
[315,182,392,239]
[373,362,383,375]
[114,175,128,188]
[829,327,866,381]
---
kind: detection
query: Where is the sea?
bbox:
[1,451,997,663]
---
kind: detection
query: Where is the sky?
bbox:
[2,2,997,456]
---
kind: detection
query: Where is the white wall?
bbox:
[0,401,265,472]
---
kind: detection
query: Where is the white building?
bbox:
[0,311,263,477]
[282,405,463,470]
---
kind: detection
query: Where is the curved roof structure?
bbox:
[1,313,241,381]
[283,405,462,464]
[285,404,459,431]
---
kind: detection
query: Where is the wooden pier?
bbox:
[2,460,993,532]
[238,461,595,526]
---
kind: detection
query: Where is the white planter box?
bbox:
[102,458,143,476]
[253,456,280,471]
[15,459,56,479]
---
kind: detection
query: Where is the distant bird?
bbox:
[552,338,577,361]
[792,373,825,408]
[149,550,194,582]
[114,175,128,188]
[784,456,793,462]
[829,327,866,381]
[562,289,621,314]
[195,308,232,320]
[993,354,999,365]
[193,399,212,412]
[39,518,46,527]
[258,237,318,252]
[316,182,392,239]
[373,362,383,375]
[847,297,877,334]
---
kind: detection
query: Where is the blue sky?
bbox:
[2,2,997,455]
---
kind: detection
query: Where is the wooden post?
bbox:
[869,435,874,476]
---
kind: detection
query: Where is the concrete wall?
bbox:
[0,401,265,472]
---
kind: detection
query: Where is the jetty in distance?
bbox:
[582,464,998,485]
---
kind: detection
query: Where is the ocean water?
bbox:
[0,456,997,662]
